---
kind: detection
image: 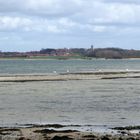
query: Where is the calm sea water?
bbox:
[0,59,140,74]
[0,59,140,127]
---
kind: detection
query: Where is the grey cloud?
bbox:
[0,0,83,17]
[0,0,140,34]
[0,0,139,51]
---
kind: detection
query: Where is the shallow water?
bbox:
[0,78,140,127]
[0,59,140,128]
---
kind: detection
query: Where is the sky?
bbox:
[0,0,140,52]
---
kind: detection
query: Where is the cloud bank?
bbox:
[0,0,140,51]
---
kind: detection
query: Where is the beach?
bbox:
[0,71,140,139]
[1,0,140,138]
[0,59,140,139]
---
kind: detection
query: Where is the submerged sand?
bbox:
[1,70,140,139]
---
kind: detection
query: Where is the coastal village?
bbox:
[0,46,140,59]
[0,47,92,58]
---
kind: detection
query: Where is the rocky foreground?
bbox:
[0,125,140,140]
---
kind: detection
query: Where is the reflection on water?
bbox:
[0,78,140,127]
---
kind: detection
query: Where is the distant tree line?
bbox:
[0,47,140,59]
[86,48,140,59]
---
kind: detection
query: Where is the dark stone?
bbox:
[34,129,78,134]
[113,126,140,131]
[101,136,111,140]
[83,135,97,138]
[126,138,136,140]
[18,137,26,140]
[51,136,73,140]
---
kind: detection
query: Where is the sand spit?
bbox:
[0,125,140,140]
[0,70,140,82]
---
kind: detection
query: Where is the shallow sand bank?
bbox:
[0,70,140,82]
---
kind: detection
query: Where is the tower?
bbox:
[91,45,94,52]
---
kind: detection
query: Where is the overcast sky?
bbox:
[0,0,140,51]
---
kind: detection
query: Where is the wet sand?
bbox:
[0,124,140,140]
[0,70,140,82]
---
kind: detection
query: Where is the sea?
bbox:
[0,59,140,129]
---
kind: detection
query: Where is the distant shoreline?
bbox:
[1,47,140,59]
[0,57,140,60]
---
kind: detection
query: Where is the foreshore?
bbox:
[1,70,140,140]
[0,70,140,82]
[0,124,140,140]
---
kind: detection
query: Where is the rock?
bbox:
[51,135,73,140]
